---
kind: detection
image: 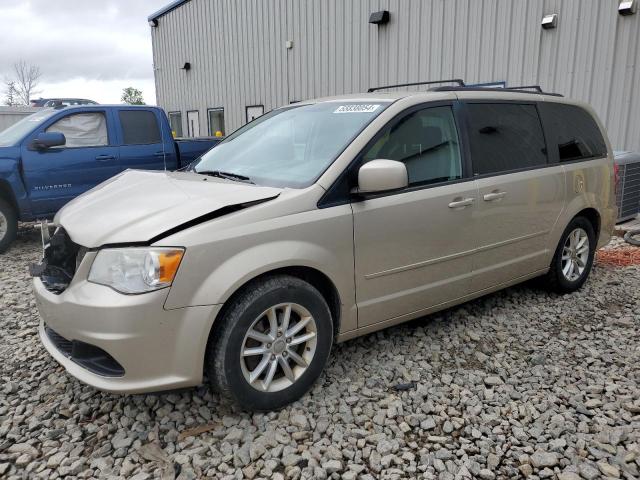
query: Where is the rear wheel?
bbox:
[206,275,333,411]
[0,198,17,254]
[546,216,596,293]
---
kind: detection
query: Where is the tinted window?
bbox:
[119,110,161,145]
[538,103,607,162]
[362,106,462,186]
[46,112,108,148]
[467,103,547,175]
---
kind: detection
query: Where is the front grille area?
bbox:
[45,325,125,377]
[31,228,83,294]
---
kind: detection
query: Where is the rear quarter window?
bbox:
[538,103,607,162]
[466,103,548,176]
[119,110,161,145]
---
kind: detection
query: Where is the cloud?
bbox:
[0,0,167,103]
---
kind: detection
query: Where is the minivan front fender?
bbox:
[161,206,357,334]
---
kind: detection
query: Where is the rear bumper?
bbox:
[34,277,220,394]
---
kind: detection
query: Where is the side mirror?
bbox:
[356,159,408,194]
[30,132,66,150]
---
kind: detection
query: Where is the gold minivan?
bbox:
[32,83,616,410]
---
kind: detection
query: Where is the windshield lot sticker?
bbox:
[334,104,380,113]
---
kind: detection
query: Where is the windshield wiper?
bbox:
[196,170,254,184]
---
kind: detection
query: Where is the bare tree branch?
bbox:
[12,60,42,105]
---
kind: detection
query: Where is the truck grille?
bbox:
[615,152,640,223]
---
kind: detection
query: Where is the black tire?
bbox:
[0,198,18,254]
[206,275,333,411]
[546,216,596,293]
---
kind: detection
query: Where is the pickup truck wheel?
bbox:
[546,216,596,293]
[0,198,17,254]
[206,275,333,411]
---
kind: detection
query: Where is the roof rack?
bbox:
[431,86,563,97]
[367,79,466,93]
[506,85,543,93]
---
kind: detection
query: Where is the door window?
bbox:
[467,103,547,175]
[208,108,225,136]
[362,106,462,186]
[538,103,607,161]
[187,110,200,137]
[119,110,161,145]
[46,112,108,148]
[168,111,183,138]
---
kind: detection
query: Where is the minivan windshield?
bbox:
[193,101,390,188]
[0,109,57,147]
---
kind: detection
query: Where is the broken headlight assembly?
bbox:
[88,247,185,294]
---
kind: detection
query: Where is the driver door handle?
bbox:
[448,197,475,209]
[95,154,115,162]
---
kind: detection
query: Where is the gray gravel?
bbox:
[1,228,639,479]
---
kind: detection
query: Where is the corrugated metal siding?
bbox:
[151,0,640,151]
[0,107,40,132]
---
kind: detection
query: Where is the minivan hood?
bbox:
[56,170,282,247]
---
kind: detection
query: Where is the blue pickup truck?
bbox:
[0,105,221,252]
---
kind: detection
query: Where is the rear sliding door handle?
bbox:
[483,191,507,202]
[448,197,475,209]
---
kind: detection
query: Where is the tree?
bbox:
[10,60,42,105]
[121,87,145,105]
[4,81,18,106]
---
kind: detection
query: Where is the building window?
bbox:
[246,105,265,123]
[168,111,183,138]
[207,108,225,137]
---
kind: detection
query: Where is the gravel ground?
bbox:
[1,228,639,480]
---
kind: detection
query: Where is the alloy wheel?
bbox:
[561,227,590,282]
[0,210,7,240]
[240,303,317,392]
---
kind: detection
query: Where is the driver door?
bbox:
[21,110,120,216]
[352,103,477,327]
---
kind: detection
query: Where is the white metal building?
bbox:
[149,0,640,151]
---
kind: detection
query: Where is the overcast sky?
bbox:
[0,0,168,105]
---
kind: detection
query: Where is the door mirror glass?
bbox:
[357,159,408,193]
[30,132,66,150]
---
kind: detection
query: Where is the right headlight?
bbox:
[88,247,185,294]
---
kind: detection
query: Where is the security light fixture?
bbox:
[181,62,191,71]
[619,0,637,15]
[541,13,558,29]
[369,10,390,25]
[148,18,158,27]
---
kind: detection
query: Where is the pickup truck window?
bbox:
[0,109,57,147]
[46,112,108,148]
[119,110,161,145]
[194,102,391,189]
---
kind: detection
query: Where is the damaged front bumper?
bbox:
[31,222,221,394]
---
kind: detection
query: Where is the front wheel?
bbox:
[546,216,596,293]
[206,275,333,411]
[0,198,18,254]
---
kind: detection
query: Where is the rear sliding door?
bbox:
[464,102,565,292]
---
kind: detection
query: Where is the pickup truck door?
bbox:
[21,109,121,217]
[116,109,178,172]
